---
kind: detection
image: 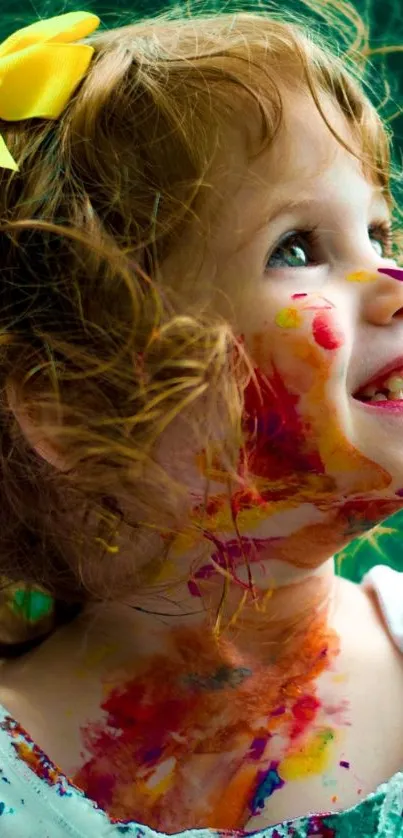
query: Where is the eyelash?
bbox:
[372,220,394,256]
[266,220,394,269]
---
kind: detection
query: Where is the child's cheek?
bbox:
[253,294,346,389]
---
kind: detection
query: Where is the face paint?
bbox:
[89,273,403,833]
[274,307,302,328]
[278,727,336,782]
[312,311,344,350]
[378,266,403,282]
[175,285,402,587]
[180,286,403,588]
[74,616,342,831]
[345,270,378,283]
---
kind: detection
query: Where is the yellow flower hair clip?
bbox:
[0,10,100,172]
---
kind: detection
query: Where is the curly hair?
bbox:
[0,0,399,649]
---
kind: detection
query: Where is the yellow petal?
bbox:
[0,133,19,170]
[0,12,100,57]
[0,42,96,121]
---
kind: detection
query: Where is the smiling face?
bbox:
[168,89,403,493]
[154,86,403,589]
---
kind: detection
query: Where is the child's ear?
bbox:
[6,383,68,471]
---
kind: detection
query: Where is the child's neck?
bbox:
[127,545,336,664]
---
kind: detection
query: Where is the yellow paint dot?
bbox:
[332,673,348,684]
[279,728,335,781]
[275,307,302,329]
[345,270,377,283]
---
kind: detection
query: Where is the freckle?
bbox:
[357,788,362,795]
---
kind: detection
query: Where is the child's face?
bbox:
[171,88,403,493]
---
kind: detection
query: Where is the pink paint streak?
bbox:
[188,536,280,597]
[378,267,403,282]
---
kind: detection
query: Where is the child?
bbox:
[0,4,403,836]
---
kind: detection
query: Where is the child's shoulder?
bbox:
[245,570,403,831]
[362,564,403,652]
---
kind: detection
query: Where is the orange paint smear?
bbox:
[73,615,339,831]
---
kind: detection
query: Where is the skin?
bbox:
[2,88,403,832]
[152,88,403,625]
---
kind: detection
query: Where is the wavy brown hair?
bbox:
[0,0,400,647]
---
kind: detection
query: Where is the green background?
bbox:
[1,0,403,583]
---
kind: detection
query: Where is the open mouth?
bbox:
[354,368,403,404]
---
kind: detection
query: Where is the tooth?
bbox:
[388,389,403,400]
[372,393,388,401]
[361,385,377,397]
[385,375,403,392]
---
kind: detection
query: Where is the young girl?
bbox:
[0,3,403,836]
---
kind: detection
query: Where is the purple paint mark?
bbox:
[188,536,280,597]
[396,488,403,498]
[378,267,403,282]
[143,746,163,763]
[271,705,286,717]
[249,737,268,760]
[339,760,350,769]
[187,579,202,598]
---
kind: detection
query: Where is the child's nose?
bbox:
[362,267,403,325]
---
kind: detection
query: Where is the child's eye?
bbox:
[265,229,321,270]
[265,222,393,271]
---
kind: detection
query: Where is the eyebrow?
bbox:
[265,188,388,224]
[232,187,390,255]
[249,187,390,235]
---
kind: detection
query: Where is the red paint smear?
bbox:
[289,694,321,740]
[73,619,339,830]
[291,293,308,299]
[340,496,403,529]
[242,366,324,480]
[312,311,344,350]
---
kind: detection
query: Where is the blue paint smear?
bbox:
[0,802,5,816]
[251,761,285,814]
